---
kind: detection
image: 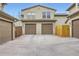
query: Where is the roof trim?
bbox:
[22,5,56,11]
[65,10,79,23]
[0,11,18,21]
[66,3,75,11]
[67,10,79,17]
[55,13,68,16]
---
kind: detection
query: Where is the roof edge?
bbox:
[65,10,79,23]
[0,11,18,21]
[55,13,68,16]
[21,5,56,11]
[66,3,75,11]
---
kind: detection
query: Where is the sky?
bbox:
[3,3,72,19]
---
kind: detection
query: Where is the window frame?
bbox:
[42,11,51,19]
[27,12,36,19]
[47,11,51,18]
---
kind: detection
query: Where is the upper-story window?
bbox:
[42,12,46,18]
[27,12,35,19]
[77,3,79,6]
[47,12,50,18]
[42,11,51,19]
[21,14,24,18]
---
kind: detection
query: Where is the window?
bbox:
[27,12,35,19]
[21,15,24,18]
[78,3,79,6]
[42,11,51,19]
[42,12,46,18]
[47,12,50,18]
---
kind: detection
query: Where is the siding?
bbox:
[55,15,67,24]
[21,6,55,20]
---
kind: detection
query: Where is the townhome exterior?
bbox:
[66,3,79,38]
[1,3,79,44]
[20,5,68,35]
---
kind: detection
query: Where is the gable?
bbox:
[21,5,56,13]
[22,5,56,11]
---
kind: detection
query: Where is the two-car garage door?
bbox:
[25,23,53,34]
[0,20,13,44]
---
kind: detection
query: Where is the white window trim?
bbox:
[42,11,51,19]
[27,12,36,19]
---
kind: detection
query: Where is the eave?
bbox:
[0,11,18,21]
[65,10,79,23]
[22,5,56,12]
[21,19,57,22]
[66,3,75,11]
[55,13,68,16]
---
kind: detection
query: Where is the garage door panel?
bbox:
[73,20,79,38]
[25,24,36,34]
[42,24,53,34]
[0,20,12,44]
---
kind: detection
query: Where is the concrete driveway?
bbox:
[0,35,79,56]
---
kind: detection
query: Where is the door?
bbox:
[15,26,22,37]
[72,19,79,38]
[25,24,36,34]
[0,20,13,44]
[42,23,53,34]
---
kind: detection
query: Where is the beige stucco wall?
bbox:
[13,22,15,39]
[36,23,41,34]
[14,21,22,27]
[52,22,55,35]
[69,13,79,20]
[21,6,55,20]
[67,13,79,26]
[22,22,25,35]
[55,15,67,24]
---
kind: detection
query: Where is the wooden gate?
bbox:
[15,26,22,37]
[55,24,70,37]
